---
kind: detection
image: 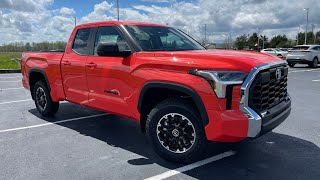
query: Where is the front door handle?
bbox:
[62,61,71,66]
[85,62,97,68]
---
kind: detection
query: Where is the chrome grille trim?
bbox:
[240,61,288,137]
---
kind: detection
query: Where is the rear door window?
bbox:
[291,46,310,50]
[72,28,91,55]
[312,46,320,51]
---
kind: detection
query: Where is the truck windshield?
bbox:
[124,25,205,51]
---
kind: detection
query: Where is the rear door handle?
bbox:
[62,61,71,66]
[85,62,97,68]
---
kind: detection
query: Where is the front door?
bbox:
[86,26,133,115]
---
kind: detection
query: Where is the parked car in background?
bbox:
[260,48,288,59]
[279,48,289,52]
[286,45,320,68]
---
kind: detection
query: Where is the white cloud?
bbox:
[0,1,73,44]
[80,1,115,23]
[0,0,53,12]
[0,0,320,44]
[140,0,174,2]
[59,7,75,16]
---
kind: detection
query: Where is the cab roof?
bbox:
[76,21,168,29]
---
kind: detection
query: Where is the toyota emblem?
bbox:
[172,129,180,137]
[276,68,282,80]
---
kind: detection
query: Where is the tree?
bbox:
[316,31,320,44]
[0,41,67,52]
[25,42,31,51]
[297,31,319,45]
[234,34,248,50]
[247,33,259,49]
[269,35,289,48]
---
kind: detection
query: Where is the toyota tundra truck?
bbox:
[21,21,291,163]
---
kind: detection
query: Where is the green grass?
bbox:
[0,52,22,69]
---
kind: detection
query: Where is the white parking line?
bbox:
[0,76,22,79]
[0,113,108,133]
[0,99,32,105]
[144,151,236,180]
[289,69,320,73]
[312,79,320,82]
[0,87,24,91]
[0,80,21,83]
[0,99,70,105]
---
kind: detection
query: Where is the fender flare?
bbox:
[28,68,51,92]
[138,81,209,126]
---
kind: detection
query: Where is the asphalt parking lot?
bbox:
[1,65,320,180]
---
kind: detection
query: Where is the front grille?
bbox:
[248,65,288,114]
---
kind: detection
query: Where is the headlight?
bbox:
[189,70,248,98]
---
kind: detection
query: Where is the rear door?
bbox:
[264,49,275,55]
[313,46,320,58]
[61,28,93,105]
[85,26,134,115]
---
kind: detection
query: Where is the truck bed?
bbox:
[21,51,65,99]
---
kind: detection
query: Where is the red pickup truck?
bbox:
[21,21,291,163]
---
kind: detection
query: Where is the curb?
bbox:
[0,69,21,73]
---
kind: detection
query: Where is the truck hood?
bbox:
[150,50,283,72]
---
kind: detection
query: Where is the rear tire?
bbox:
[309,57,318,68]
[33,81,59,116]
[146,98,207,163]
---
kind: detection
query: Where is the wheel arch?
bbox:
[28,68,51,99]
[138,81,209,131]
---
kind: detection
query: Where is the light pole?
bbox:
[262,35,265,49]
[297,26,301,45]
[229,32,232,49]
[116,0,120,21]
[204,24,207,45]
[315,27,318,45]
[222,34,228,49]
[303,8,309,44]
[73,16,76,27]
[311,24,316,44]
[256,28,261,50]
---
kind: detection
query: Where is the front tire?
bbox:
[309,57,318,68]
[146,99,207,163]
[33,81,59,116]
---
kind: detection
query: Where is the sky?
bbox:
[0,0,320,44]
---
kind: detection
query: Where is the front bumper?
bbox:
[243,96,291,138]
[287,59,311,64]
[205,101,291,141]
[260,99,291,135]
[204,61,291,141]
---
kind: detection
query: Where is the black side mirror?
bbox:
[96,42,132,57]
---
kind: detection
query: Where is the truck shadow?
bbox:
[29,102,320,179]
